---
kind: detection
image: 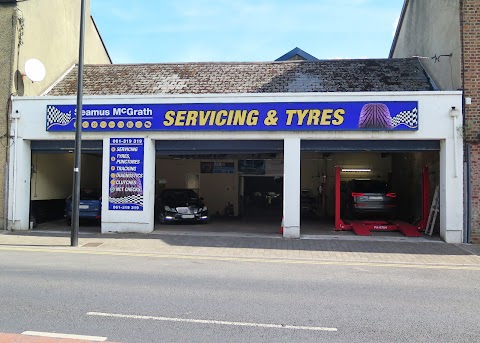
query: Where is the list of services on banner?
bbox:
[109,138,144,211]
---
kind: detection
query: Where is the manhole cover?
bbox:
[82,242,104,248]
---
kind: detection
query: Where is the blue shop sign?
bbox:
[46,101,418,132]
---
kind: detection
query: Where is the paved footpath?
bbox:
[1,229,479,268]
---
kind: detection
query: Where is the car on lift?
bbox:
[343,179,397,219]
[65,189,102,226]
[156,188,209,224]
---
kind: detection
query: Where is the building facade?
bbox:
[0,0,111,229]
[390,0,479,243]
[8,59,464,243]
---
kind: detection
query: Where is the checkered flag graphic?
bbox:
[109,194,144,206]
[46,106,73,129]
[391,107,418,129]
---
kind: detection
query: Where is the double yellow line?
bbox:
[1,245,480,271]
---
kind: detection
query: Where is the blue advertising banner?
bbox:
[109,138,144,211]
[46,101,418,132]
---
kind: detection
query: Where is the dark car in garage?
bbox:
[343,179,397,219]
[65,189,102,225]
[156,189,209,224]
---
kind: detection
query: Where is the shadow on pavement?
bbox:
[2,217,475,257]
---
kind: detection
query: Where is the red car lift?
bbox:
[334,166,428,237]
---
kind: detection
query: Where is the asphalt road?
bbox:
[1,249,479,343]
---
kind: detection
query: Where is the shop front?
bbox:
[8,91,464,242]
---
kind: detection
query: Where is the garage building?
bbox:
[7,58,464,242]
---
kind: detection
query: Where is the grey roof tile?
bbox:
[47,58,436,96]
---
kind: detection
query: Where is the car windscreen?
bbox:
[353,180,389,193]
[164,190,199,201]
[80,190,101,200]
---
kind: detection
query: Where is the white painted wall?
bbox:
[9,92,464,242]
[8,138,30,230]
[30,153,101,200]
[284,137,301,238]
[200,171,237,216]
[30,153,73,200]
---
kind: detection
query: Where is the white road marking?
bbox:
[22,331,107,341]
[87,311,338,332]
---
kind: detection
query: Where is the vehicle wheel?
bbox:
[159,212,166,224]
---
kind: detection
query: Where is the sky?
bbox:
[90,0,405,64]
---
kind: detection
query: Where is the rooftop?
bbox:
[47,58,437,96]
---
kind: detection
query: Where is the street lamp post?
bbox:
[71,0,86,247]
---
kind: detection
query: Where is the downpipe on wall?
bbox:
[3,162,8,230]
[464,144,471,243]
[10,111,20,230]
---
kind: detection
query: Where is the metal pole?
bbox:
[71,0,86,247]
[465,144,471,243]
[453,115,458,178]
[3,162,8,230]
[11,117,18,229]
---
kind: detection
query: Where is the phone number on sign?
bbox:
[111,205,142,210]
[111,138,143,145]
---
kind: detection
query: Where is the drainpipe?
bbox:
[11,111,19,230]
[3,162,8,230]
[465,144,471,243]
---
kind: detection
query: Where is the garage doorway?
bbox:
[29,140,103,230]
[155,140,284,234]
[241,176,283,219]
[300,140,441,236]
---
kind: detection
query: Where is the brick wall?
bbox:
[462,0,480,243]
[469,144,480,243]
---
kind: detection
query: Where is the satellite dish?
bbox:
[24,58,46,82]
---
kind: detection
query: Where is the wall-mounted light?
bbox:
[341,168,371,172]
